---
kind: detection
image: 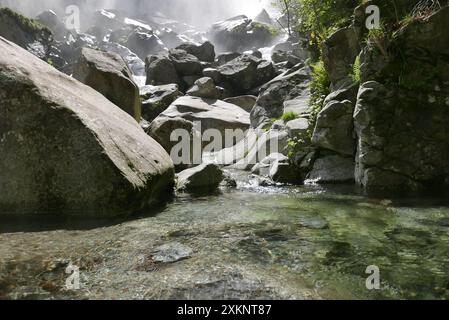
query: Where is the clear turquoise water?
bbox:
[1,180,448,299]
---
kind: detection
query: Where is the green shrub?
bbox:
[0,7,51,35]
[281,111,298,123]
[351,55,362,84]
[308,60,330,136]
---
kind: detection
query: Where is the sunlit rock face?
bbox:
[73,47,142,121]
[353,7,449,193]
[0,37,175,217]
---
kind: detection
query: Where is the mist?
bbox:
[0,0,275,29]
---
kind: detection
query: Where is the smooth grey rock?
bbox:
[102,42,145,76]
[177,163,224,192]
[148,97,250,163]
[312,100,355,156]
[307,155,355,184]
[209,15,278,52]
[0,37,175,217]
[73,47,141,121]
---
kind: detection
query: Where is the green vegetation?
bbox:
[308,60,330,136]
[252,21,280,36]
[0,7,51,35]
[281,111,298,123]
[286,137,304,159]
[351,55,362,84]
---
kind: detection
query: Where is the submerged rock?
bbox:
[0,37,175,217]
[73,47,141,121]
[177,163,224,193]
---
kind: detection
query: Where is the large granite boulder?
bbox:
[213,128,289,170]
[354,81,449,193]
[145,55,180,86]
[216,52,241,66]
[176,41,215,63]
[147,117,195,168]
[216,54,275,95]
[73,47,141,121]
[168,49,204,77]
[0,37,175,217]
[149,96,250,153]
